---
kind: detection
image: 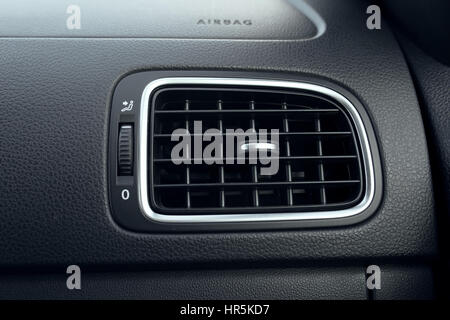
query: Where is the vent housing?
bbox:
[150,84,365,215]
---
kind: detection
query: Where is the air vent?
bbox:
[140,78,373,223]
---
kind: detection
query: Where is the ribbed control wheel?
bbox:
[118,124,133,176]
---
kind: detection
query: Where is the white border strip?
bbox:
[138,78,375,223]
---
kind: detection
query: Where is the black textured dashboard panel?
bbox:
[0,265,434,300]
[0,267,368,300]
[396,35,450,298]
[0,0,436,269]
[397,36,450,224]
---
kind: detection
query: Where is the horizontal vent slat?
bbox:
[154,108,340,114]
[153,155,358,163]
[154,131,352,138]
[155,180,361,188]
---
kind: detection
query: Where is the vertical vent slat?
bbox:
[217,100,226,208]
[249,100,260,207]
[282,102,294,206]
[315,117,327,205]
[185,99,191,209]
[152,87,364,213]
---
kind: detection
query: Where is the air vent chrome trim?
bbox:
[138,78,375,223]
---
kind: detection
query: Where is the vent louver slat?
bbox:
[150,86,364,214]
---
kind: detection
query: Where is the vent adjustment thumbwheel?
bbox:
[118,124,133,176]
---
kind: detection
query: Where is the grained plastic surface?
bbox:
[0,0,436,269]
